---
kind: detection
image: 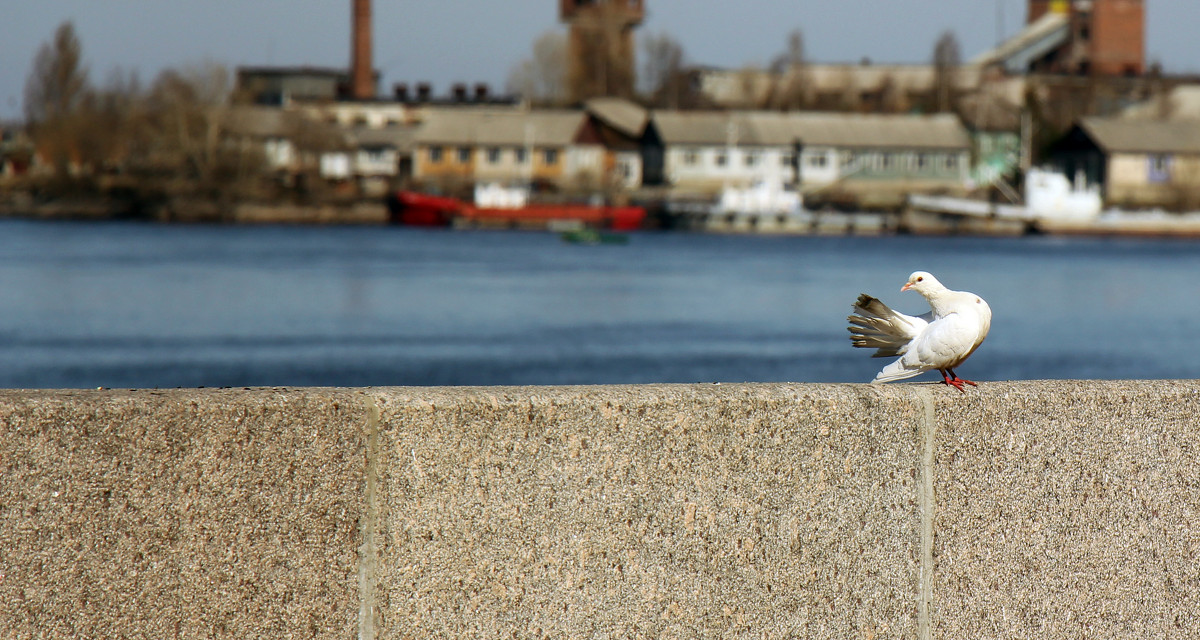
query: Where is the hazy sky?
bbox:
[6,1,1200,119]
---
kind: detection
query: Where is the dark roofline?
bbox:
[237,65,349,78]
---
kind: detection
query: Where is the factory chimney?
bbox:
[351,0,374,99]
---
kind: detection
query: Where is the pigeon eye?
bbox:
[916,276,924,282]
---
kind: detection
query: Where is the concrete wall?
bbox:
[2,382,1198,638]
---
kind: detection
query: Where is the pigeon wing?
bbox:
[871,311,980,384]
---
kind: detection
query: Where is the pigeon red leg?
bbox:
[938,369,967,393]
[947,368,977,387]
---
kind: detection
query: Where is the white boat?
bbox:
[907,167,1102,224]
[707,179,812,233]
[668,178,892,235]
[907,168,1200,236]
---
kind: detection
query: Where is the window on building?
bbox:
[781,154,794,168]
[543,148,559,165]
[745,152,758,167]
[881,153,896,171]
[457,147,472,163]
[487,147,501,164]
[683,150,699,166]
[428,146,443,163]
[807,154,828,169]
[916,153,929,170]
[945,155,959,170]
[515,148,528,164]
[715,152,727,167]
[1149,154,1172,182]
[840,151,856,168]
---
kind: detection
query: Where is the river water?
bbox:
[1,219,1197,389]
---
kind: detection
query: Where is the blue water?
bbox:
[1,219,1198,388]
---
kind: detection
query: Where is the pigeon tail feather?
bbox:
[848,294,924,358]
[871,358,928,384]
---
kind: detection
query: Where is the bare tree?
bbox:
[77,68,145,173]
[932,30,962,113]
[640,31,687,108]
[25,25,145,179]
[24,22,89,125]
[21,21,274,201]
[23,21,90,174]
[280,111,347,198]
[770,29,805,74]
[143,62,254,194]
[736,65,765,109]
[836,66,862,112]
[767,29,810,110]
[507,30,567,105]
[877,73,909,113]
[1145,61,1175,120]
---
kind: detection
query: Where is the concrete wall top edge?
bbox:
[0,378,1193,403]
[359,378,1200,406]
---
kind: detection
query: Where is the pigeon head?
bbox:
[900,271,944,295]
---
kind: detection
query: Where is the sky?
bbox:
[6,1,1200,120]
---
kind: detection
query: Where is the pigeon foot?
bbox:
[947,368,977,387]
[939,369,968,393]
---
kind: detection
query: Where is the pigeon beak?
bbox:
[901,282,913,292]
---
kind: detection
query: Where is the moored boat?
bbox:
[387,191,461,226]
[387,184,646,231]
[560,228,630,245]
[904,167,1102,235]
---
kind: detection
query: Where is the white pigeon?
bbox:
[847,271,991,391]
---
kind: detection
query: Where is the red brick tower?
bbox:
[1027,0,1144,75]
[1088,0,1144,75]
[351,0,375,99]
[560,0,645,102]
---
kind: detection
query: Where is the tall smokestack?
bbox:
[351,0,374,99]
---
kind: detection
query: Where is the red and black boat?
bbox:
[388,190,646,231]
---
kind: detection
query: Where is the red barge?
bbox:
[388,190,646,231]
